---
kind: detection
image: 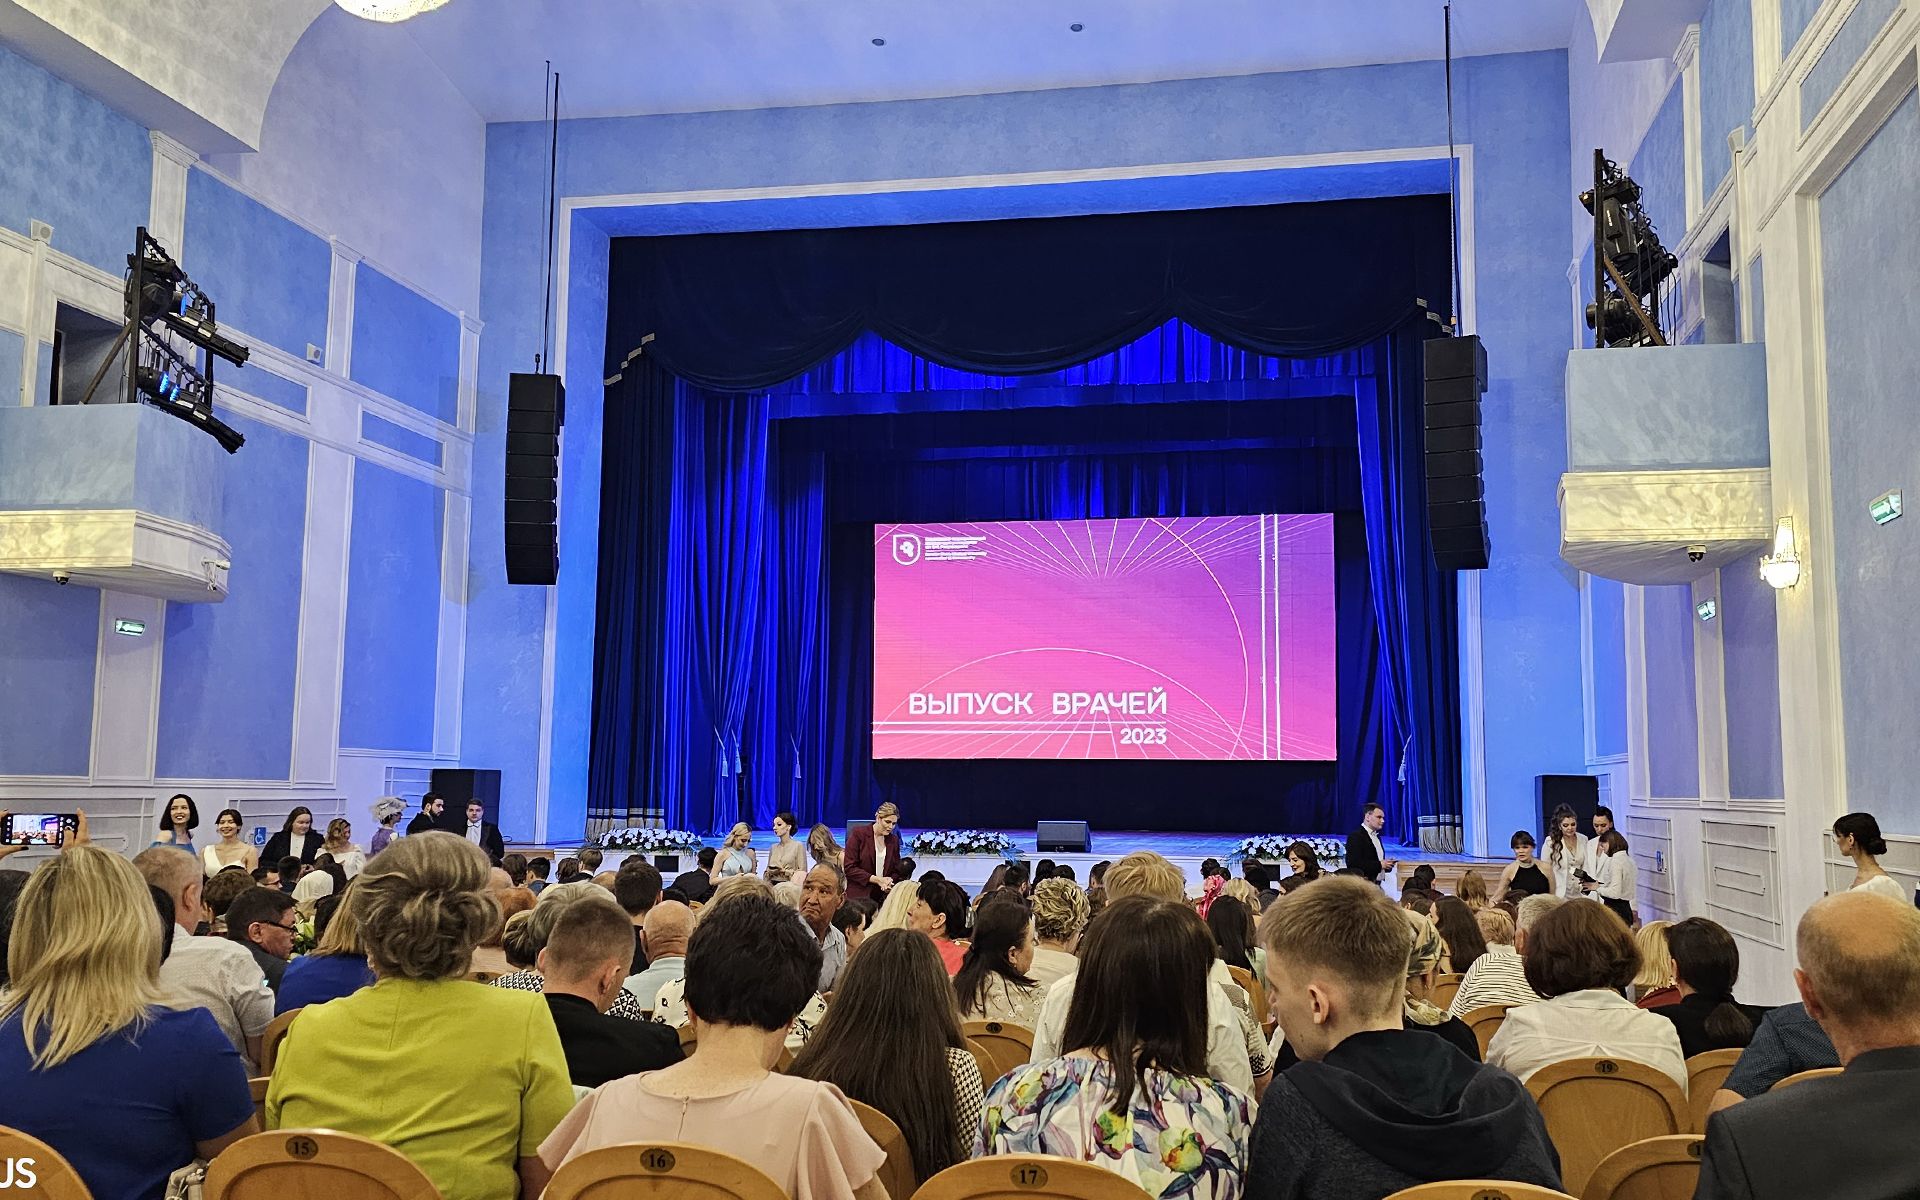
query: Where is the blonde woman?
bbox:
[1030,878,1090,992]
[322,817,366,878]
[1632,919,1680,1008]
[710,822,758,881]
[268,832,574,1200]
[868,879,920,932]
[808,822,844,868]
[0,845,258,1198]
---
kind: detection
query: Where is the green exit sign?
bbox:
[1869,490,1902,526]
[113,618,147,637]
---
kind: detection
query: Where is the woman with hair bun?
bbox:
[1650,917,1766,1058]
[1834,813,1906,900]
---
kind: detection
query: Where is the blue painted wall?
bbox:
[349,266,462,426]
[0,44,150,274]
[1700,0,1756,191]
[1589,576,1629,760]
[339,460,443,753]
[0,574,98,776]
[155,411,310,780]
[1820,91,1920,830]
[1643,584,1701,797]
[1781,0,1828,54]
[182,169,332,361]
[223,367,308,417]
[1719,564,1784,799]
[477,51,1581,842]
[1803,0,1900,129]
[0,328,26,407]
[360,412,444,467]
[1632,82,1689,250]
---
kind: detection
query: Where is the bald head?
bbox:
[1797,891,1920,1039]
[642,900,694,960]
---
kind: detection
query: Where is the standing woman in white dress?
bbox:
[1544,805,1588,899]
[1834,813,1907,900]
[202,808,259,875]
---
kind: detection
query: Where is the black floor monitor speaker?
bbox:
[1424,335,1490,572]
[430,768,502,827]
[505,372,564,585]
[1036,820,1090,853]
[1536,774,1599,834]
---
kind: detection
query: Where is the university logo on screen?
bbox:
[892,533,922,565]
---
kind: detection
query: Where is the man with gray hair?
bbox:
[1446,894,1564,1018]
[134,846,275,1068]
[797,863,847,993]
[1694,891,1920,1200]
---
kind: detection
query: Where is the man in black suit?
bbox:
[459,800,505,865]
[671,848,717,903]
[1344,801,1396,886]
[405,792,446,836]
[539,892,681,1087]
[1694,891,1920,1200]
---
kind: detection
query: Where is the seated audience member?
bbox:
[201,865,256,934]
[276,883,376,1013]
[1401,909,1481,1060]
[321,817,367,879]
[1496,831,1552,898]
[1207,894,1265,981]
[868,879,920,932]
[1032,852,1262,1091]
[1631,919,1681,1007]
[501,851,529,887]
[292,858,337,911]
[1030,878,1090,992]
[1833,811,1907,901]
[501,910,539,970]
[225,885,299,992]
[470,886,536,977]
[1240,860,1278,909]
[1407,864,1438,894]
[792,928,984,1182]
[1708,999,1840,1116]
[1486,899,1685,1088]
[1246,877,1561,1200]
[672,847,718,902]
[798,863,849,993]
[542,894,887,1200]
[262,806,319,868]
[527,855,552,894]
[649,883,831,1050]
[268,832,574,1200]
[1457,870,1491,911]
[1695,893,1920,1200]
[0,869,28,987]
[1649,916,1766,1058]
[0,845,258,1200]
[1278,842,1323,895]
[539,889,682,1087]
[624,900,694,1010]
[577,847,604,875]
[134,847,275,1067]
[910,877,973,975]
[1055,863,1075,882]
[1433,896,1488,974]
[955,895,1045,1026]
[773,879,803,909]
[808,822,844,869]
[834,897,876,953]
[980,897,1254,1200]
[1399,891,1435,917]
[556,856,583,885]
[1446,894,1560,1019]
[1000,861,1032,898]
[1034,859,1058,884]
[1473,907,1516,955]
[613,858,663,973]
[897,855,918,880]
[487,867,515,894]
[494,883,649,1019]
[276,855,303,894]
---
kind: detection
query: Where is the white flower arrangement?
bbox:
[908,829,1020,858]
[1233,834,1347,868]
[598,827,703,852]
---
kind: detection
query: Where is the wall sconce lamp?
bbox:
[1759,516,1802,589]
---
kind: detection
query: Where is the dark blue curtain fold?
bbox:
[588,196,1464,844]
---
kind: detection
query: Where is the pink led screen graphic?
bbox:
[872,515,1335,760]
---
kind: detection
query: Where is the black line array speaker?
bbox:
[505,372,564,585]
[1424,335,1491,572]
[1036,819,1090,853]
[1536,774,1599,834]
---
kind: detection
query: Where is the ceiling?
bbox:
[396,0,1584,122]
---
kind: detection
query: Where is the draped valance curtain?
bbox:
[590,196,1464,849]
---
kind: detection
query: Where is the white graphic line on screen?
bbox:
[1139,518,1251,754]
[1125,516,1259,575]
[994,524,1084,580]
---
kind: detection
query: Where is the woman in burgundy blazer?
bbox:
[844,803,909,902]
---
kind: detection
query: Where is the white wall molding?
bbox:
[290,444,351,787]
[1691,572,1731,803]
[326,240,360,378]
[147,131,198,251]
[1679,24,1708,227]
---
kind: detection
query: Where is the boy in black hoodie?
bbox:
[1247,876,1562,1200]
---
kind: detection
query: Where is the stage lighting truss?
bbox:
[1580,151,1678,349]
[83,227,249,453]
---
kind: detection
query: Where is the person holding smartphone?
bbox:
[0,810,85,856]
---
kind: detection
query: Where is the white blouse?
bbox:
[1851,874,1907,901]
[1547,833,1589,898]
[1596,852,1637,903]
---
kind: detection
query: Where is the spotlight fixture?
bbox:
[1695,598,1717,622]
[1581,150,1678,348]
[333,0,454,22]
[1759,517,1802,590]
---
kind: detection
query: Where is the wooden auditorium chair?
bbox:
[0,1125,92,1200]
[1430,972,1466,1012]
[1580,1134,1705,1200]
[543,1142,786,1200]
[205,1130,441,1200]
[1382,1184,1576,1200]
[1769,1066,1843,1091]
[258,1008,303,1076]
[248,1076,271,1128]
[962,1021,1035,1081]
[1460,1004,1514,1058]
[849,1099,917,1200]
[1681,1049,1741,1133]
[1524,1058,1687,1196]
[912,1155,1154,1200]
[964,1038,999,1090]
[1224,966,1273,1031]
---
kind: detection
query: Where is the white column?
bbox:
[1677,25,1706,228]
[291,443,352,785]
[89,593,166,783]
[147,132,197,253]
[326,240,361,375]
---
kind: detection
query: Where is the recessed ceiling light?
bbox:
[1069,22,1084,31]
[871,37,886,46]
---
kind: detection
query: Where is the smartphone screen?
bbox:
[3,813,75,846]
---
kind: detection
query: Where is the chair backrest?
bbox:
[1681,1049,1741,1133]
[963,1038,999,1089]
[205,1130,442,1200]
[849,1099,917,1200]
[258,1007,303,1076]
[249,1076,271,1127]
[1431,972,1466,1012]
[961,1021,1034,1083]
[1525,1058,1687,1196]
[543,1142,786,1200]
[1224,966,1271,1030]
[912,1155,1156,1200]
[1769,1066,1843,1091]
[0,1124,92,1200]
[1581,1134,1704,1200]
[1460,1004,1513,1057]
[1381,1183,1577,1200]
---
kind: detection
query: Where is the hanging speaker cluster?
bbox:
[505,372,563,585]
[1423,335,1490,572]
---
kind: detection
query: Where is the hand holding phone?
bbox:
[0,811,79,848]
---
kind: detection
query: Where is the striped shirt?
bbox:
[1447,944,1542,1018]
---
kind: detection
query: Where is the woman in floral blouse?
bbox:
[976,896,1255,1200]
